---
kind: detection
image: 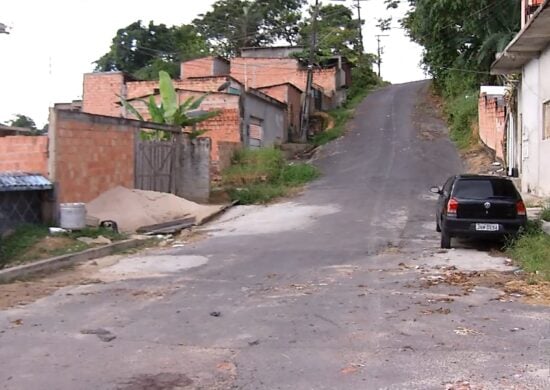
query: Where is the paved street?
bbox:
[1,81,549,389]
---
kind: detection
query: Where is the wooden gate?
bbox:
[135,140,178,194]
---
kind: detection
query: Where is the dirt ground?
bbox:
[0,230,205,310]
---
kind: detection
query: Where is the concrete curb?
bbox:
[0,238,146,284]
[0,202,236,284]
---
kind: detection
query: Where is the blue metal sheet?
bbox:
[0,172,52,192]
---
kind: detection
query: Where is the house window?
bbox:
[544,100,550,139]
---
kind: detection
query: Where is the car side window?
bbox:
[442,178,454,195]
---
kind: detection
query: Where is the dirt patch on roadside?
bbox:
[413,87,448,141]
[0,255,124,309]
[460,143,496,174]
[420,268,550,305]
[504,280,550,306]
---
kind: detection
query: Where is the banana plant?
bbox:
[120,70,219,140]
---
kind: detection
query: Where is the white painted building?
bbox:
[492,0,550,196]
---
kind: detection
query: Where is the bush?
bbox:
[312,107,353,146]
[222,148,319,204]
[507,220,550,281]
[540,207,550,222]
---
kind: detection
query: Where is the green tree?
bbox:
[95,21,208,79]
[6,114,37,130]
[298,4,362,62]
[193,0,306,57]
[120,71,219,139]
[397,0,520,95]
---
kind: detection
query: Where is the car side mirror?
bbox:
[430,186,442,194]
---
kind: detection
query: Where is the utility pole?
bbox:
[331,0,368,56]
[355,0,365,55]
[300,0,320,141]
[375,34,389,77]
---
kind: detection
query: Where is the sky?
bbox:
[0,0,426,127]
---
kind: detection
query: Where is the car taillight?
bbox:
[516,200,526,216]
[447,198,458,215]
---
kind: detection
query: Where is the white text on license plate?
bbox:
[475,223,499,232]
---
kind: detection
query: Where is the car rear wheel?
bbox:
[440,230,451,249]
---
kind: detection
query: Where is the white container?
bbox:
[59,203,87,230]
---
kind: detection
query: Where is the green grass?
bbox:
[540,207,550,222]
[507,220,550,281]
[223,148,320,204]
[0,224,49,267]
[444,91,478,150]
[312,107,353,147]
[0,225,126,268]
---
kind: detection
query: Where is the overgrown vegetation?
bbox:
[0,225,125,268]
[507,220,550,281]
[444,91,478,150]
[222,148,319,204]
[540,207,550,222]
[381,0,521,149]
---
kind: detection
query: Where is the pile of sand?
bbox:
[86,186,224,233]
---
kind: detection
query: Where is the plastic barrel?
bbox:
[59,203,87,230]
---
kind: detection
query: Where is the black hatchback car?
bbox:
[431,175,527,249]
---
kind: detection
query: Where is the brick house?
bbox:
[126,85,287,173]
[81,58,287,172]
[233,46,352,108]
[79,51,352,172]
[477,86,507,161]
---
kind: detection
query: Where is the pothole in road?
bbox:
[99,255,208,279]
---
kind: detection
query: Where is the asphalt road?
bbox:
[1,81,549,389]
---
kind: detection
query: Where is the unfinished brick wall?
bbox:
[82,72,125,117]
[50,110,136,203]
[230,58,338,97]
[217,141,241,174]
[478,93,506,161]
[201,108,242,166]
[181,57,230,79]
[0,136,48,175]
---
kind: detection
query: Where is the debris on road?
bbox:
[210,311,221,317]
[454,327,483,336]
[80,328,116,342]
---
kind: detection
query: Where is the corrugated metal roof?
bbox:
[0,172,52,192]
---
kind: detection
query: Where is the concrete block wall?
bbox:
[0,136,48,175]
[180,137,211,203]
[478,93,506,161]
[50,110,136,203]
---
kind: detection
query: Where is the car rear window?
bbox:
[453,179,517,199]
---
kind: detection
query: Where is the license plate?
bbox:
[475,223,500,232]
